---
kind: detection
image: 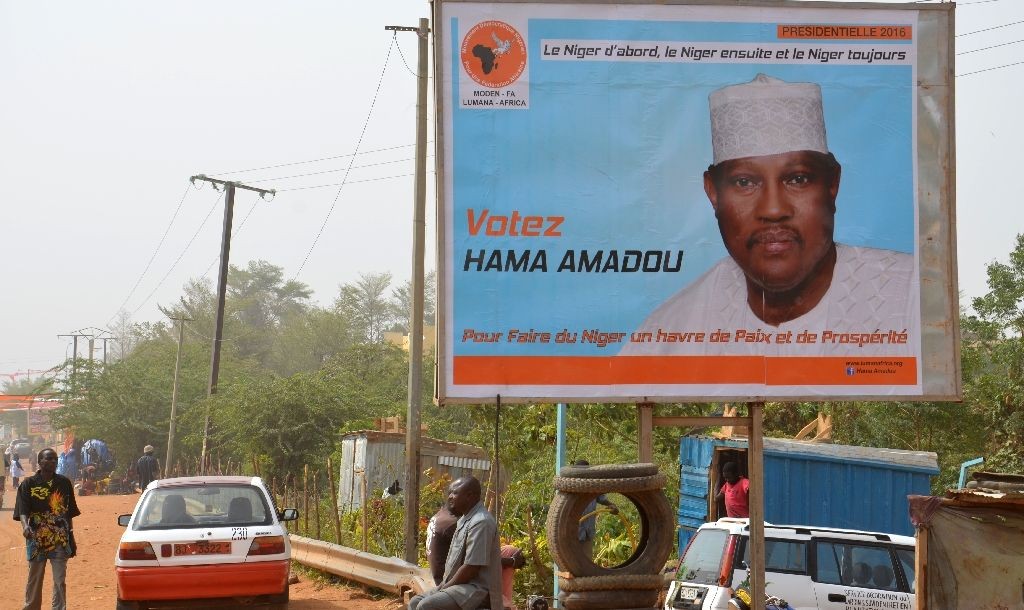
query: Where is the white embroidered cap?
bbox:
[709,73,828,165]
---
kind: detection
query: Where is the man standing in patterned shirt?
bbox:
[13,447,80,610]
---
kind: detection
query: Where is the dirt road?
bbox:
[0,487,400,609]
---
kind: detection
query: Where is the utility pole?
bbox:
[95,336,118,365]
[58,332,92,392]
[166,316,192,475]
[189,175,275,474]
[386,16,430,565]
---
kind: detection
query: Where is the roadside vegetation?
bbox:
[4,234,1024,597]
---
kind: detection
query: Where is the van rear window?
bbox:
[679,528,729,585]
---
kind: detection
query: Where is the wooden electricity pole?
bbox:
[386,17,430,565]
[189,175,275,474]
[166,316,192,474]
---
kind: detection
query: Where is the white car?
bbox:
[666,518,916,610]
[115,475,298,610]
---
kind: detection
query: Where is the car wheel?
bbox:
[115,599,141,610]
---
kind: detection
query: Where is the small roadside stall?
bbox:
[908,473,1024,609]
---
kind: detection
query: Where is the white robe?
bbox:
[621,244,918,357]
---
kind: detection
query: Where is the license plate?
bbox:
[678,587,699,601]
[174,541,231,556]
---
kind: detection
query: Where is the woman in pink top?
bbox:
[716,462,750,518]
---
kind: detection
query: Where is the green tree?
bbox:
[50,336,257,470]
[2,375,54,396]
[961,233,1024,473]
[335,272,395,344]
[389,270,437,333]
[207,343,410,478]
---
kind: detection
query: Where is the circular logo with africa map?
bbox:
[460,20,526,88]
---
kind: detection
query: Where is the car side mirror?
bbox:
[117,514,131,527]
[279,508,299,522]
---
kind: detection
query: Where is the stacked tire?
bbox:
[546,463,673,610]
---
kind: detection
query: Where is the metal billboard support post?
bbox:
[387,17,430,565]
[554,403,567,607]
[748,401,766,610]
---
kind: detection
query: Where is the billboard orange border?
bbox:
[453,356,917,386]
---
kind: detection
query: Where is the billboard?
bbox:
[436,1,957,403]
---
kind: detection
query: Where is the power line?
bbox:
[131,191,223,316]
[957,38,1024,55]
[245,156,420,183]
[958,60,1024,77]
[394,31,431,78]
[211,143,418,176]
[957,20,1024,37]
[202,193,261,278]
[293,36,397,280]
[276,172,426,192]
[105,182,193,326]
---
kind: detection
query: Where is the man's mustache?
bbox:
[746,227,803,249]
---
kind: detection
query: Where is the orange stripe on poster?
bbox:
[766,357,917,386]
[453,356,918,386]
[453,356,765,385]
[777,24,912,40]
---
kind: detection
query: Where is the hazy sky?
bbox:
[1,0,1019,381]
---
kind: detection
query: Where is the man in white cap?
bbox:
[136,445,160,491]
[624,74,916,356]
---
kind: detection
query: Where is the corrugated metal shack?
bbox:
[338,431,495,512]
[908,474,1024,609]
[677,436,939,551]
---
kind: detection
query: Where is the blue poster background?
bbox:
[450,16,915,357]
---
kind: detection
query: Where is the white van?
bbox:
[665,518,915,610]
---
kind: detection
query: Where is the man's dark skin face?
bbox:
[704,150,841,326]
[446,477,481,517]
[38,449,58,479]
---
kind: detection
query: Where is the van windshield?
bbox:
[678,528,729,585]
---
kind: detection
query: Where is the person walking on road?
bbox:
[408,476,503,610]
[136,445,160,490]
[11,455,26,490]
[13,447,81,610]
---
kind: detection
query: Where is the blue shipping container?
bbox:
[677,436,938,553]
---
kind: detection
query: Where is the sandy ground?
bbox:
[0,487,402,609]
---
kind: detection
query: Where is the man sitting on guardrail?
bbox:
[408,476,502,610]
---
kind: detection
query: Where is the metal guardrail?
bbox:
[290,535,433,600]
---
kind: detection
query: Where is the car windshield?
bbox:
[678,528,729,585]
[132,484,271,530]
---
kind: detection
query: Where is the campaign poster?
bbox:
[437,1,955,402]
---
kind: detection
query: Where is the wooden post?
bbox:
[748,402,766,610]
[638,402,654,462]
[303,465,310,534]
[915,526,928,610]
[360,468,369,551]
[327,457,342,545]
[313,470,322,540]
